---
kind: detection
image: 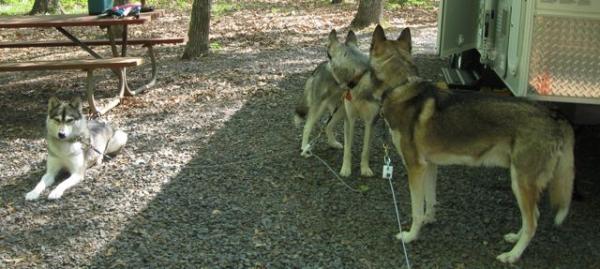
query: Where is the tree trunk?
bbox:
[109,0,128,40]
[350,0,384,29]
[331,0,343,4]
[29,0,62,15]
[182,0,211,59]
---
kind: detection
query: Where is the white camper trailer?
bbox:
[437,0,600,106]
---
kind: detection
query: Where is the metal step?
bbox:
[441,67,479,89]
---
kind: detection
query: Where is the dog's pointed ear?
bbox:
[371,25,387,55]
[397,27,412,52]
[328,29,339,45]
[345,30,358,46]
[70,96,82,111]
[48,96,59,111]
[373,24,387,45]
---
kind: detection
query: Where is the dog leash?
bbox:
[379,111,412,269]
[382,143,412,269]
[77,136,113,160]
[302,100,363,193]
[311,152,361,193]
[304,127,362,193]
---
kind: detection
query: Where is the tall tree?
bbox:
[29,0,62,15]
[350,0,384,29]
[182,0,211,59]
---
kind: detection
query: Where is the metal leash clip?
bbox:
[382,157,393,180]
[382,144,393,179]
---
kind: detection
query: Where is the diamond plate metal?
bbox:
[528,16,600,98]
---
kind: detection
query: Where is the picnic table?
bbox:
[0,12,184,115]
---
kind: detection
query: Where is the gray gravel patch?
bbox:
[1,6,600,269]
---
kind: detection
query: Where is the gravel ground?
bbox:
[1,2,600,268]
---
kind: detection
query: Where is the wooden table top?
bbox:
[0,14,152,28]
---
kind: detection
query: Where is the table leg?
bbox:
[107,26,119,57]
[125,45,157,96]
[56,27,102,59]
[57,26,136,111]
[86,69,100,115]
[117,68,127,99]
[56,26,125,79]
[121,24,128,57]
[118,24,134,93]
[85,68,126,116]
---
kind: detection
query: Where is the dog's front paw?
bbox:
[25,190,41,201]
[47,189,64,200]
[300,145,312,158]
[327,140,343,150]
[360,166,374,177]
[395,231,418,243]
[503,232,520,243]
[496,251,520,264]
[300,149,312,158]
[339,165,351,177]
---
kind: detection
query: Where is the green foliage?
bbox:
[0,0,192,15]
[60,0,87,13]
[212,1,301,17]
[0,0,435,17]
[209,41,221,50]
[0,0,33,15]
[212,1,241,17]
[0,0,88,15]
[386,0,435,10]
[1,0,332,16]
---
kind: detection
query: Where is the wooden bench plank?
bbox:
[0,57,145,115]
[0,38,185,48]
[0,57,143,72]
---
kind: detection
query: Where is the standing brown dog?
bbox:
[370,25,574,263]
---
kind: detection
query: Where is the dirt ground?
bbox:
[1,2,600,268]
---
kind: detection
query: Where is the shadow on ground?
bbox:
[81,56,600,268]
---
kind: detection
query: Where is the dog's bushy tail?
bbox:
[294,105,308,127]
[294,81,309,128]
[107,130,128,154]
[548,122,575,226]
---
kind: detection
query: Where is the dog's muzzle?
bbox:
[58,132,66,139]
[347,80,358,89]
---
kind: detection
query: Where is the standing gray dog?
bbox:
[295,29,370,158]
[25,97,127,200]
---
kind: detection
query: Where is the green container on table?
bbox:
[88,0,113,15]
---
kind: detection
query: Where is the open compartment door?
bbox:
[437,0,480,57]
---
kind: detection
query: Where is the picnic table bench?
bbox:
[0,37,185,96]
[0,57,143,115]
